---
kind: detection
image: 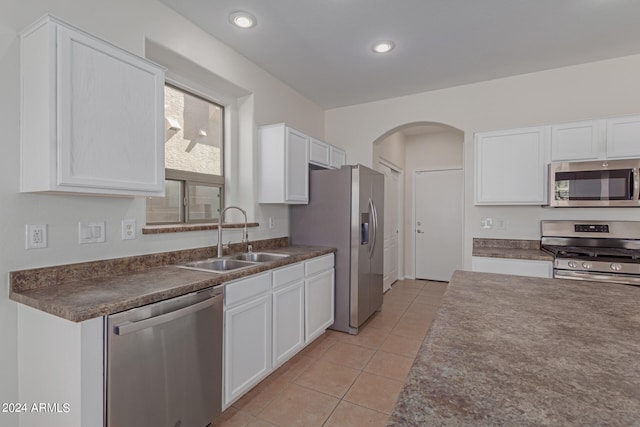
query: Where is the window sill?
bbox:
[142,222,260,235]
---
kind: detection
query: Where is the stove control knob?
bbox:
[568,261,578,269]
[582,262,592,270]
[610,263,622,271]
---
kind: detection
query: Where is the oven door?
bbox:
[550,159,640,207]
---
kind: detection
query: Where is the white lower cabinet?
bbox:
[272,280,305,367]
[223,254,335,408]
[471,256,553,278]
[223,273,272,408]
[305,255,335,343]
[272,262,305,368]
[224,293,272,407]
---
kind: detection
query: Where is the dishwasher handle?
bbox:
[113,292,222,336]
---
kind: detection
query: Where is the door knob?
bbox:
[417,229,424,234]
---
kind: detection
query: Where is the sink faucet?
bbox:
[217,206,248,258]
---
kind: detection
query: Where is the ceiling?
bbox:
[158,0,640,109]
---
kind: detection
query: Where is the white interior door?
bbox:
[378,163,400,292]
[414,169,463,281]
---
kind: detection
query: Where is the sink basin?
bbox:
[229,252,290,262]
[179,258,257,273]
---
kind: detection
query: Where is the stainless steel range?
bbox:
[541,220,640,286]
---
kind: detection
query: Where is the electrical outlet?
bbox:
[26,224,47,249]
[268,217,275,229]
[121,219,137,240]
[480,217,493,229]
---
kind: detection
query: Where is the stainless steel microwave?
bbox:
[549,159,640,207]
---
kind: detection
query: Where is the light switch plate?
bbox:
[79,221,105,244]
[480,217,493,229]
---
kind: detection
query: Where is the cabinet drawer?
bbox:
[273,263,304,288]
[225,272,271,307]
[305,254,334,277]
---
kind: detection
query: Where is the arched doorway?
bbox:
[372,122,464,284]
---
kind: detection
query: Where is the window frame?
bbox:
[147,81,226,225]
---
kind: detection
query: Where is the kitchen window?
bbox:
[146,83,225,224]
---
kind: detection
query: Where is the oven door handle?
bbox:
[555,270,640,286]
[633,167,640,202]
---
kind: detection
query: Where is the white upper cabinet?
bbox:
[551,120,604,161]
[475,126,550,205]
[329,146,346,169]
[606,115,640,159]
[258,123,309,204]
[310,137,346,170]
[309,137,330,168]
[551,116,640,162]
[20,15,165,196]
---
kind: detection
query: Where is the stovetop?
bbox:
[541,221,640,285]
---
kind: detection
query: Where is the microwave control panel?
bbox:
[574,224,610,233]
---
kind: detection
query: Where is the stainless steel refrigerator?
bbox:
[290,164,384,334]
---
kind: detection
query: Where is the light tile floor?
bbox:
[214,279,448,427]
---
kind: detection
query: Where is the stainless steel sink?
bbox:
[229,252,290,262]
[179,258,257,273]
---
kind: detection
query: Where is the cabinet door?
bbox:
[272,280,304,367]
[606,116,640,159]
[224,294,272,407]
[305,269,335,343]
[551,121,603,161]
[285,128,309,203]
[329,146,346,169]
[475,127,549,205]
[20,16,165,196]
[309,138,330,167]
[471,257,552,278]
[57,24,164,193]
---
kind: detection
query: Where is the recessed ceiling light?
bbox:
[371,40,395,54]
[229,11,257,29]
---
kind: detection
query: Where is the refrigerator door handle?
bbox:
[369,198,378,258]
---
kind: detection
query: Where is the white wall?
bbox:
[373,131,406,169]
[0,1,325,424]
[325,53,640,270]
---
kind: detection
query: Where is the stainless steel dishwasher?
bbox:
[105,287,223,427]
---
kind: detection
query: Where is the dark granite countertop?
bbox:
[10,244,334,322]
[390,270,640,426]
[472,238,553,261]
